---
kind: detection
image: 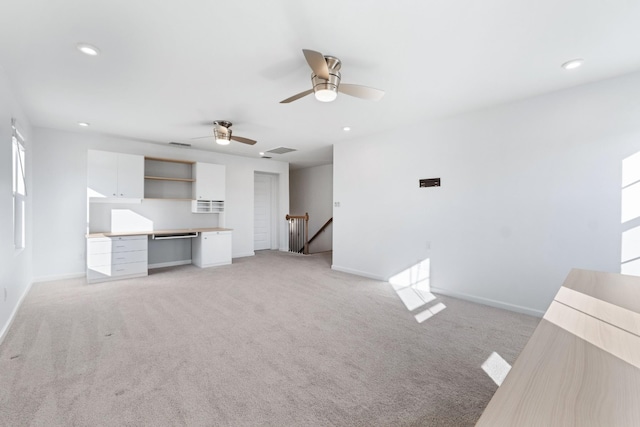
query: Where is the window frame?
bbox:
[12,119,26,250]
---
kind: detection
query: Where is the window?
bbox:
[12,119,26,249]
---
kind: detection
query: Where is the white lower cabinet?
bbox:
[87,235,148,283]
[192,231,232,268]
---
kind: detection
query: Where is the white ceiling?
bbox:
[1,0,640,169]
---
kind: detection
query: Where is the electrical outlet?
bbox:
[334,202,340,207]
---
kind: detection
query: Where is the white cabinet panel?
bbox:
[88,262,148,282]
[117,153,144,198]
[88,150,118,198]
[89,250,148,267]
[88,150,144,200]
[192,231,232,268]
[193,163,225,201]
[87,235,148,283]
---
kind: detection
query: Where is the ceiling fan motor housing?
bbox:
[311,55,342,101]
[312,71,340,94]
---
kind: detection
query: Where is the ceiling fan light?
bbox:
[562,58,584,70]
[76,43,100,56]
[213,126,231,145]
[315,88,338,102]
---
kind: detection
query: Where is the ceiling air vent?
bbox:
[169,141,191,147]
[266,147,296,155]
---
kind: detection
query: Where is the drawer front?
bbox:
[88,250,148,267]
[111,261,147,277]
[88,236,148,254]
[87,261,148,282]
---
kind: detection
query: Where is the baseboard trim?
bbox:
[32,272,85,283]
[329,265,544,317]
[430,286,545,318]
[0,280,34,346]
[148,260,192,270]
[331,265,386,281]
[233,252,255,258]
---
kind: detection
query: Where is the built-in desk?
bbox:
[476,269,640,426]
[86,227,232,238]
[86,228,233,283]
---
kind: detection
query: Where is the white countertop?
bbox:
[86,227,232,238]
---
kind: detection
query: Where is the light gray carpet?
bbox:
[0,250,539,426]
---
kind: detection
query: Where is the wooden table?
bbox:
[476,269,640,426]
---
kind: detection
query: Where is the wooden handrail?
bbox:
[308,217,333,245]
[285,213,309,221]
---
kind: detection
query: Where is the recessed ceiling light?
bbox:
[561,58,584,70]
[259,152,265,156]
[343,126,351,131]
[78,122,90,127]
[76,43,100,56]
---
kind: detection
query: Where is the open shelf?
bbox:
[144,157,194,199]
[144,156,194,165]
[145,176,195,182]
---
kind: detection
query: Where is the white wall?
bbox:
[290,164,333,253]
[0,69,33,343]
[333,71,640,316]
[32,129,289,281]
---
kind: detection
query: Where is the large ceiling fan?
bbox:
[193,121,257,146]
[280,49,385,104]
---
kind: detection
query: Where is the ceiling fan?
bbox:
[193,121,257,146]
[280,49,385,104]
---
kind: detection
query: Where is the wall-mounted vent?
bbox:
[266,147,296,155]
[169,141,191,147]
[420,178,441,188]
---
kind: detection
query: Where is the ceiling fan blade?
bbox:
[302,49,330,80]
[280,89,314,104]
[338,83,385,101]
[190,135,213,140]
[231,135,257,145]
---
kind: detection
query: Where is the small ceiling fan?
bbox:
[193,121,257,146]
[280,49,385,104]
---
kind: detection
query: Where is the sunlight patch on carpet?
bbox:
[482,351,511,386]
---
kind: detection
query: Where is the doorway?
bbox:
[254,172,278,251]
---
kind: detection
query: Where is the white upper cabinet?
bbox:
[193,162,225,201]
[117,153,144,198]
[88,150,144,199]
[88,150,118,198]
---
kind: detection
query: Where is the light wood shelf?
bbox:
[144,176,195,182]
[144,156,195,165]
[144,157,193,199]
[143,198,193,201]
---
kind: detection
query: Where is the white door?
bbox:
[254,173,273,251]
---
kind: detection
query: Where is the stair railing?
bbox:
[308,217,333,246]
[286,213,309,254]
